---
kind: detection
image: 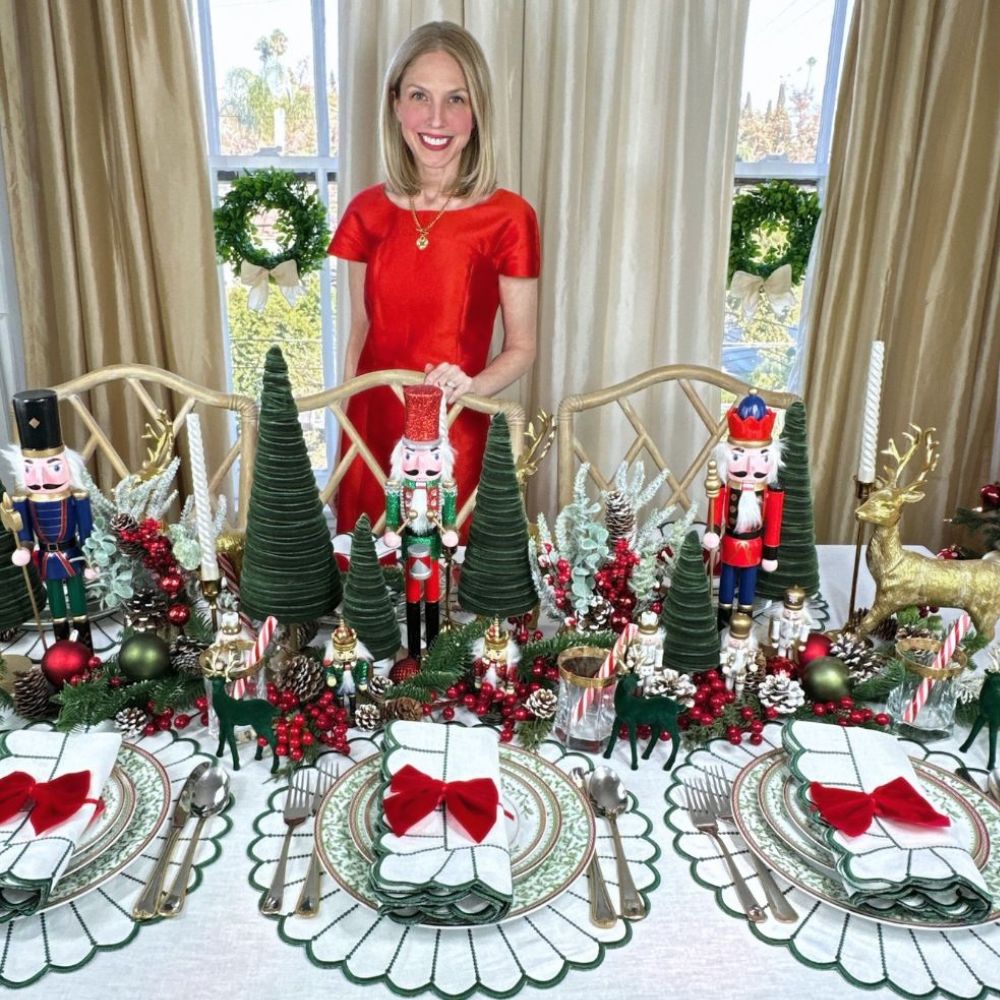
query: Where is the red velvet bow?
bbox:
[0,770,102,835]
[383,764,503,843]
[809,777,951,838]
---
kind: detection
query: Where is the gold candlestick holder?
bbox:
[847,478,874,629]
[201,576,222,630]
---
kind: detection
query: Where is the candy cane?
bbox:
[901,613,970,723]
[231,614,277,699]
[574,622,638,723]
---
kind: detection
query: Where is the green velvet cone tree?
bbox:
[756,400,821,599]
[240,346,342,623]
[458,413,537,617]
[343,515,401,661]
[660,531,720,673]
[0,476,46,629]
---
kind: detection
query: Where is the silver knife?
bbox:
[132,762,204,920]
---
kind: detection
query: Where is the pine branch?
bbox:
[389,620,487,702]
[516,717,554,750]
[851,658,905,702]
[517,629,615,682]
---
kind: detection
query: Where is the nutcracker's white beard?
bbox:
[734,487,763,533]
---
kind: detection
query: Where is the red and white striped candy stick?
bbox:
[232,614,277,698]
[901,612,970,723]
[574,622,638,723]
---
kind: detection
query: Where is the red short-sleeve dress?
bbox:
[328,184,540,537]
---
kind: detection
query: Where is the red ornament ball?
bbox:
[799,632,832,667]
[389,657,421,684]
[980,482,1000,510]
[160,573,184,597]
[167,603,190,626]
[41,640,92,689]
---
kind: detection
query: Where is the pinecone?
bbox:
[367,674,394,701]
[580,595,613,632]
[603,489,636,544]
[758,673,806,714]
[895,623,937,642]
[170,634,210,676]
[0,626,22,643]
[525,688,557,720]
[111,512,144,558]
[13,667,53,721]
[114,706,150,739]
[383,696,425,722]
[123,588,168,632]
[354,702,383,731]
[829,634,887,683]
[281,654,325,704]
[644,669,697,708]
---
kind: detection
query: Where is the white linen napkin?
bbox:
[371,721,512,924]
[783,721,991,921]
[0,730,122,921]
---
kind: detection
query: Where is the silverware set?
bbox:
[260,757,339,917]
[684,767,797,924]
[133,761,230,921]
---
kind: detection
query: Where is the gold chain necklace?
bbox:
[409,194,453,250]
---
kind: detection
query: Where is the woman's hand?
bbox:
[424,362,474,403]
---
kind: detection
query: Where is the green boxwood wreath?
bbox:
[728,179,820,284]
[214,167,331,275]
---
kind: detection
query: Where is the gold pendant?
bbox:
[416,233,429,250]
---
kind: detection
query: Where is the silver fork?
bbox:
[294,758,340,918]
[704,766,798,923]
[685,781,766,923]
[260,776,312,915]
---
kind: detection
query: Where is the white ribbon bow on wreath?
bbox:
[728,262,796,321]
[239,259,304,312]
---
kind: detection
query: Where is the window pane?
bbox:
[325,2,339,157]
[737,0,835,166]
[211,0,318,156]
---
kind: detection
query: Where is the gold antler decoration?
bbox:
[138,409,175,482]
[515,410,556,487]
[856,425,1000,637]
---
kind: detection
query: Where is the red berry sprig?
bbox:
[115,517,192,608]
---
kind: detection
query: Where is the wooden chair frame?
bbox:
[51,364,257,530]
[297,369,525,533]
[557,364,799,512]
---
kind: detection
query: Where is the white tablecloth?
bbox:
[6,547,996,1000]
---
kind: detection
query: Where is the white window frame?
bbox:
[192,0,340,485]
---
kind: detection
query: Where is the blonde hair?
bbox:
[380,22,497,200]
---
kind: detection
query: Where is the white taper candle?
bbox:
[857,340,885,483]
[185,413,220,581]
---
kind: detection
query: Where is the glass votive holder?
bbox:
[887,636,967,740]
[553,645,616,753]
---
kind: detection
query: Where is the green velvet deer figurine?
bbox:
[959,672,1000,771]
[603,672,682,771]
[210,676,280,773]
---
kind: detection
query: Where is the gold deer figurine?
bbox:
[856,425,1000,638]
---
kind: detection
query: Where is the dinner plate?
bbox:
[40,742,171,914]
[64,763,138,876]
[315,743,595,927]
[732,747,1000,930]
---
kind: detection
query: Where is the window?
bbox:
[192,0,338,474]
[723,0,854,398]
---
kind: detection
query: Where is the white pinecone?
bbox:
[115,706,150,739]
[829,634,885,683]
[354,702,383,731]
[12,667,52,721]
[367,674,393,700]
[282,654,325,703]
[581,595,613,632]
[643,669,697,708]
[603,490,636,543]
[758,674,806,715]
[525,688,557,720]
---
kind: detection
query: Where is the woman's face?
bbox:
[394,50,474,184]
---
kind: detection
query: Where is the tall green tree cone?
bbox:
[240,346,342,622]
[756,400,821,598]
[0,476,47,629]
[660,530,720,673]
[343,514,401,661]
[458,413,537,617]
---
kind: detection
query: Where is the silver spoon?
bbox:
[588,766,644,920]
[570,767,617,927]
[158,764,230,917]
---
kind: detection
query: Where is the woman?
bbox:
[328,21,539,537]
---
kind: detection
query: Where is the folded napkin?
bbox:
[0,730,122,922]
[371,721,512,925]
[783,721,992,922]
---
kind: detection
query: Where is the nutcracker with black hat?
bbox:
[382,384,458,659]
[703,389,784,628]
[6,389,97,648]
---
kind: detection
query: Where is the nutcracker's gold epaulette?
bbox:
[442,479,457,492]
[10,493,26,504]
[386,478,401,496]
[72,488,89,500]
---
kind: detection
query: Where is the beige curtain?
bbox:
[338,0,749,518]
[0,0,227,483]
[803,0,1000,546]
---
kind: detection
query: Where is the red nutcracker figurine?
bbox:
[383,385,458,659]
[703,390,784,627]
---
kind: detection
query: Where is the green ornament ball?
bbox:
[802,656,850,703]
[119,633,172,682]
